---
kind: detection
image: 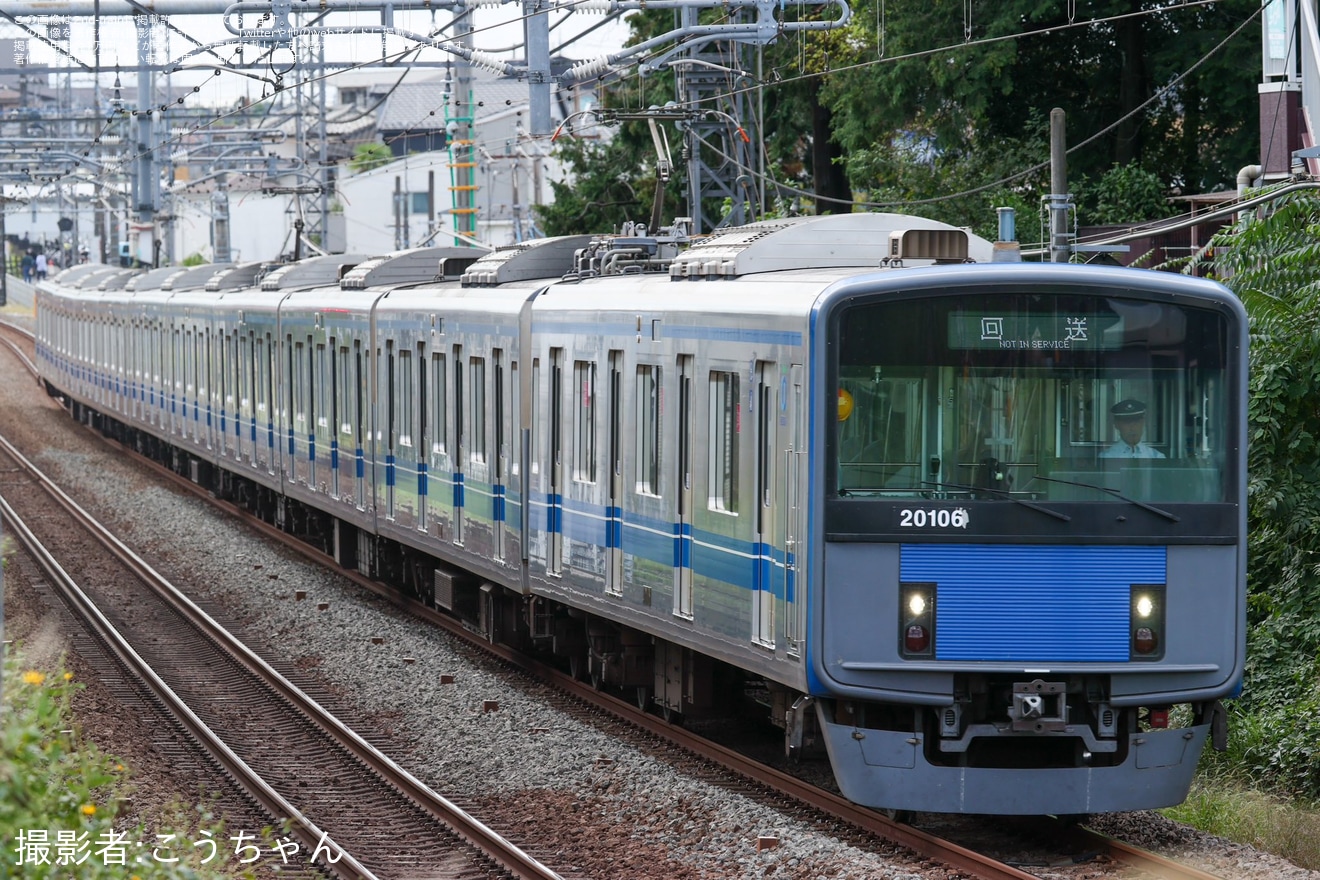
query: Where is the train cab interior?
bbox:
[833,295,1232,505]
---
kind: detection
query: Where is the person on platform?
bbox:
[1100,399,1165,459]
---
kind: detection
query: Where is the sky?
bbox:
[5,6,634,108]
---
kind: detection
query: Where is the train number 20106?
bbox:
[899,508,970,529]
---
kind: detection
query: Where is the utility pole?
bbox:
[1048,108,1071,263]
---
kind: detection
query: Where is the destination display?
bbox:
[947,313,1122,351]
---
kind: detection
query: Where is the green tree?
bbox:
[1178,190,1320,796]
[1075,164,1180,225]
[536,10,681,236]
[823,0,1259,195]
[348,143,394,174]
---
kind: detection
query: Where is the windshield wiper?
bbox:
[1028,475,1179,523]
[919,480,1071,522]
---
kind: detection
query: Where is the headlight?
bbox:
[1130,585,1165,660]
[900,583,936,658]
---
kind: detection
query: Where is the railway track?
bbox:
[0,315,1238,880]
[54,422,1236,880]
[0,429,567,880]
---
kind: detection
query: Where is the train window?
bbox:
[494,349,505,480]
[574,360,596,483]
[229,334,240,430]
[531,358,540,477]
[386,341,396,454]
[185,330,195,412]
[399,348,413,448]
[196,333,206,419]
[304,336,315,437]
[454,346,464,465]
[510,360,520,478]
[338,344,352,436]
[417,344,427,460]
[834,293,1233,503]
[430,353,447,457]
[635,364,661,495]
[255,336,267,423]
[353,340,364,457]
[328,339,339,446]
[316,342,329,430]
[293,338,307,440]
[470,356,486,464]
[709,371,740,513]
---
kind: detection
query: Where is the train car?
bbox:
[33,212,1246,816]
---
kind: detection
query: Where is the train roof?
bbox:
[161,264,230,291]
[459,235,594,287]
[126,266,188,291]
[260,253,370,291]
[203,261,271,292]
[339,246,484,289]
[667,213,992,279]
[65,266,122,289]
[49,263,106,286]
[94,268,145,291]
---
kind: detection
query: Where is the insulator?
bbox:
[467,49,508,75]
[558,0,611,11]
[567,56,612,80]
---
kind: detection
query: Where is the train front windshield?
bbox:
[834,292,1233,503]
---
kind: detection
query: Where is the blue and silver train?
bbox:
[34,212,1246,815]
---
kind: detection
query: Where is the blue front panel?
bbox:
[901,545,1165,662]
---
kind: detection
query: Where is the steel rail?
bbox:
[0,431,565,880]
[0,441,380,880]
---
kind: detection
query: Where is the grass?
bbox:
[1,647,264,879]
[1162,773,1320,871]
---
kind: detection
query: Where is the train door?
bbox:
[182,326,194,441]
[242,331,254,467]
[606,350,623,595]
[674,355,694,618]
[330,339,342,499]
[314,338,330,491]
[465,353,488,549]
[259,332,277,477]
[784,364,804,656]
[417,342,428,531]
[494,348,507,560]
[352,339,366,508]
[224,329,233,457]
[753,360,776,648]
[217,331,229,457]
[194,329,205,446]
[175,325,185,439]
[230,331,241,461]
[294,335,313,487]
[203,330,214,451]
[157,322,167,429]
[426,350,449,535]
[547,348,564,576]
[395,343,416,528]
[453,345,465,545]
[384,339,397,519]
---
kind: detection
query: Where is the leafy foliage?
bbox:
[1,650,254,878]
[347,143,394,175]
[546,0,1261,232]
[1180,191,1320,796]
[1075,164,1180,225]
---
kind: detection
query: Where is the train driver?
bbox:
[1100,399,1165,459]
